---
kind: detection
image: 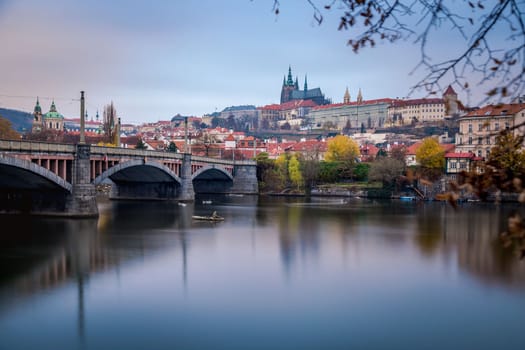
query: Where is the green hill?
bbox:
[0,108,33,133]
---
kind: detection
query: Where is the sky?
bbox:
[0,0,516,124]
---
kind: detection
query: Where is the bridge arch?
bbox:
[191,165,234,182]
[93,159,183,200]
[93,159,182,185]
[0,156,72,192]
[191,164,234,194]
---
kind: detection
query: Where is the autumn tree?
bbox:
[325,135,359,162]
[416,137,445,170]
[255,152,282,193]
[487,131,525,178]
[0,117,20,140]
[273,0,525,103]
[275,153,291,190]
[288,155,304,190]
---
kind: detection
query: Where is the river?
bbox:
[1,195,525,350]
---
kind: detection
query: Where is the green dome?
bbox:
[44,100,64,119]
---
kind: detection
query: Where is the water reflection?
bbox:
[0,197,524,350]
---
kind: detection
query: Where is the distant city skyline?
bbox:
[0,0,513,124]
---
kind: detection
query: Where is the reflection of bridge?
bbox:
[0,139,258,216]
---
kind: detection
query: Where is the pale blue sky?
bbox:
[0,0,514,124]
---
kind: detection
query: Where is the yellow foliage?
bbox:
[416,137,444,169]
[325,135,359,162]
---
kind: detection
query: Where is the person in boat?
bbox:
[211,211,220,219]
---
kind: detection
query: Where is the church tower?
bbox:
[443,85,459,116]
[344,87,350,104]
[31,97,43,133]
[280,65,298,104]
[357,88,363,104]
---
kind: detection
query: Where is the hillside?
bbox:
[0,108,33,133]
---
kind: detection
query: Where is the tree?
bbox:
[256,152,283,193]
[353,162,370,182]
[368,157,405,188]
[325,135,359,162]
[103,102,117,145]
[167,141,178,153]
[299,147,322,195]
[486,131,525,178]
[318,161,341,183]
[274,0,524,103]
[135,138,147,150]
[275,153,291,189]
[288,155,304,190]
[416,137,445,169]
[390,144,408,163]
[0,117,20,140]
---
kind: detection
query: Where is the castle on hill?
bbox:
[280,66,331,106]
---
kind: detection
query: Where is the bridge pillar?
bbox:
[65,144,99,217]
[231,163,259,194]
[178,153,195,202]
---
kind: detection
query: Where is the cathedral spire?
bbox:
[294,76,299,89]
[286,65,294,86]
[304,75,308,91]
[357,88,363,104]
[344,87,350,104]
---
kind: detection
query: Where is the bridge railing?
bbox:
[0,139,255,166]
[0,139,75,153]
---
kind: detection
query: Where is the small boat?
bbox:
[399,196,416,201]
[192,211,224,221]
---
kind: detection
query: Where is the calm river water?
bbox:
[1,195,525,350]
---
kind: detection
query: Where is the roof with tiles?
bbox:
[406,142,455,155]
[312,98,394,111]
[390,98,444,107]
[289,140,327,152]
[463,103,525,118]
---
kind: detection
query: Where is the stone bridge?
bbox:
[0,139,258,217]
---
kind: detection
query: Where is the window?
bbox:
[505,122,510,130]
[486,136,491,145]
[478,137,482,144]
[478,150,482,157]
[478,124,483,131]
[486,149,490,157]
[486,123,490,131]
[495,123,500,131]
[468,124,473,133]
[451,162,457,169]
[468,137,472,145]
[460,162,467,169]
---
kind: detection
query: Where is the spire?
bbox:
[49,100,57,112]
[286,65,294,86]
[283,75,286,86]
[96,110,100,121]
[34,97,42,113]
[304,75,308,91]
[357,88,363,104]
[294,76,299,89]
[344,87,350,104]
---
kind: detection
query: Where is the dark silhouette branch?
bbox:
[272,0,525,103]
